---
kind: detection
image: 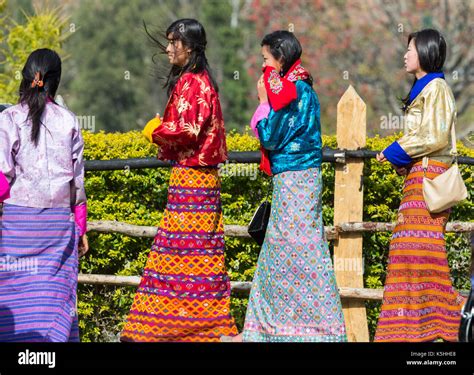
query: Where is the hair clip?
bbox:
[31,72,44,88]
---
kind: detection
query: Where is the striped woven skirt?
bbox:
[375,159,466,342]
[242,168,347,342]
[120,165,238,342]
[0,204,79,342]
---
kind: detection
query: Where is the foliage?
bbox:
[78,129,473,342]
[62,0,254,133]
[0,2,68,103]
[247,0,474,135]
[200,0,254,130]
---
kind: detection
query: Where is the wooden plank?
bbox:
[76,274,384,300]
[333,86,370,342]
[86,220,474,238]
[78,274,469,301]
[86,220,339,239]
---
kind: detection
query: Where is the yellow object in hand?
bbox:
[143,116,161,143]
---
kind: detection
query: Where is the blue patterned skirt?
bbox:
[243,168,347,342]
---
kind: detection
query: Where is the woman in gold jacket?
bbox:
[375,29,465,342]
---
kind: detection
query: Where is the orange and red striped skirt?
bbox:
[375,159,465,342]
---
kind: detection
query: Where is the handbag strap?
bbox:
[422,122,458,174]
[450,121,458,158]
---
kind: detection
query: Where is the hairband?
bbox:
[31,72,44,88]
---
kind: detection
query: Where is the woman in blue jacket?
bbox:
[229,31,347,342]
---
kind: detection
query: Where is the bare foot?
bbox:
[220,333,243,342]
[231,333,243,342]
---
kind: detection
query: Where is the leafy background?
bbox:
[1,0,473,139]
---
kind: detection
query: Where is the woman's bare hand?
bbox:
[376,152,387,163]
[394,166,408,176]
[257,75,268,104]
[78,234,89,257]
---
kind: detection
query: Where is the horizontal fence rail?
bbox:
[77,274,469,300]
[82,219,472,301]
[84,149,474,171]
[87,220,474,240]
[77,274,383,300]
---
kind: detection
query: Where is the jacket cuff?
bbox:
[73,203,88,236]
[259,147,272,176]
[0,172,10,202]
[383,141,413,167]
[250,103,270,139]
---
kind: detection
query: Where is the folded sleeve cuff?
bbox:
[383,141,413,167]
[250,103,270,139]
[0,171,10,202]
[73,203,88,236]
[263,66,297,111]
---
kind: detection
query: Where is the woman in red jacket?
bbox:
[121,19,237,342]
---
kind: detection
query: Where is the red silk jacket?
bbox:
[152,71,227,167]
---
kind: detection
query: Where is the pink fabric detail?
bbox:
[73,203,87,236]
[250,103,270,139]
[0,171,10,202]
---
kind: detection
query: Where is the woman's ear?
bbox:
[278,58,285,73]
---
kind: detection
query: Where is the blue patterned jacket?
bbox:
[254,80,323,175]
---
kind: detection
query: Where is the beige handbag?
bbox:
[422,124,468,213]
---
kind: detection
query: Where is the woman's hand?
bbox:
[78,234,89,257]
[394,166,408,176]
[257,75,268,104]
[376,152,387,163]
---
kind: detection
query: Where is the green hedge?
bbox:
[78,129,473,342]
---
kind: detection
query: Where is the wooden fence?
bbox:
[79,86,473,342]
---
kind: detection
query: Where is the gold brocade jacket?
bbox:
[397,78,457,166]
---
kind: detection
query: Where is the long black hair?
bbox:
[401,28,446,110]
[19,48,61,146]
[261,30,313,87]
[144,18,218,97]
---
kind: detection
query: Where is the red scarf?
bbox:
[259,59,310,175]
[263,58,310,111]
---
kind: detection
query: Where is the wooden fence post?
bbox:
[333,85,370,342]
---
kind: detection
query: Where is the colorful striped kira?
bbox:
[375,159,465,342]
[121,165,238,342]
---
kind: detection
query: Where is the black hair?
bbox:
[19,48,61,146]
[261,30,313,87]
[401,28,447,110]
[144,18,218,97]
